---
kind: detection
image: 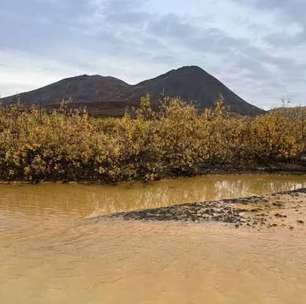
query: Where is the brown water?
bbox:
[1,174,306,303]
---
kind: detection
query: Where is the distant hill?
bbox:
[270,106,306,115]
[269,106,306,121]
[0,66,264,116]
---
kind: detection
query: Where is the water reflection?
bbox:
[0,174,306,219]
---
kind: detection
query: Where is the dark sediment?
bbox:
[96,188,306,230]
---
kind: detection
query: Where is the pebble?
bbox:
[104,188,306,230]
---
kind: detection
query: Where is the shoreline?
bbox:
[0,164,305,185]
[99,188,306,231]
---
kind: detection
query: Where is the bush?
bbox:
[0,98,304,182]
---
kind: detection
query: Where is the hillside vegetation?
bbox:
[0,97,305,182]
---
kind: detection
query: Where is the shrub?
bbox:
[0,98,304,182]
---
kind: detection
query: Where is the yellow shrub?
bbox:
[0,99,304,182]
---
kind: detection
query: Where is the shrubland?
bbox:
[0,97,305,182]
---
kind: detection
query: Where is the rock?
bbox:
[274,213,287,218]
[100,187,306,230]
[272,202,283,207]
[270,223,278,227]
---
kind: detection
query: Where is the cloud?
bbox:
[0,0,305,107]
[0,48,83,97]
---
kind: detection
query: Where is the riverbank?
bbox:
[103,188,306,231]
[0,165,306,185]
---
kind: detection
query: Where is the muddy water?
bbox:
[1,174,306,303]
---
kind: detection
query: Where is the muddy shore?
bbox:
[99,188,306,230]
[0,161,305,185]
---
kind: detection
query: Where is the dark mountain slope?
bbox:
[0,66,264,116]
[1,75,130,105]
[130,66,262,115]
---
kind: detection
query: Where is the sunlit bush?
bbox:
[0,98,304,182]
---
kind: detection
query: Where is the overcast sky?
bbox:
[1,0,305,108]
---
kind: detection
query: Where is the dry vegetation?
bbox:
[0,97,305,182]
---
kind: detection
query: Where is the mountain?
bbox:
[129,66,263,115]
[0,66,264,116]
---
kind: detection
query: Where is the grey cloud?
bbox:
[233,0,306,41]
[0,0,305,106]
[146,13,301,72]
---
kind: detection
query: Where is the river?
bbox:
[1,174,306,303]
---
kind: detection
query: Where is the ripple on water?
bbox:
[1,174,306,303]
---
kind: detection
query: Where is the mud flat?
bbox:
[101,188,306,230]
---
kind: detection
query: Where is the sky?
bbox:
[0,0,305,109]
